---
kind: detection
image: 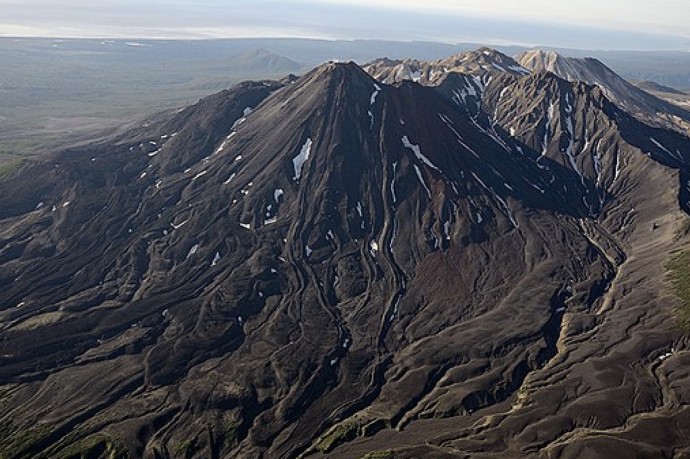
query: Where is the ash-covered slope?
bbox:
[517,50,690,133]
[0,55,690,459]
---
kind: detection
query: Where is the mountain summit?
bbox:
[363,47,529,85]
[1,50,690,458]
[517,49,690,132]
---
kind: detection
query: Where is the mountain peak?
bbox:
[517,49,562,63]
[517,48,690,131]
[364,47,530,85]
[309,60,371,80]
[517,49,609,75]
[435,47,529,75]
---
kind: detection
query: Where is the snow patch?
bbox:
[471,172,517,228]
[409,69,422,82]
[274,188,284,202]
[402,136,439,171]
[413,165,431,198]
[540,101,557,161]
[659,351,674,362]
[390,161,398,204]
[370,83,381,105]
[186,244,199,259]
[213,132,236,155]
[651,137,681,161]
[592,139,603,187]
[562,113,584,183]
[171,219,188,230]
[369,240,379,256]
[508,64,530,74]
[443,221,451,240]
[293,138,312,181]
[231,116,247,129]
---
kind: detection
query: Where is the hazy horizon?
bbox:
[1,0,689,51]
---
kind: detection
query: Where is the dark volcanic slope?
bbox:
[1,55,690,459]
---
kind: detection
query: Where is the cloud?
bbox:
[300,0,690,37]
[0,0,687,50]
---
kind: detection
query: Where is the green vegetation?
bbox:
[173,438,199,458]
[676,218,690,241]
[361,450,395,459]
[668,250,690,331]
[311,417,386,453]
[54,434,129,459]
[314,421,360,453]
[0,421,51,459]
[0,158,23,179]
[224,420,239,446]
[0,138,45,161]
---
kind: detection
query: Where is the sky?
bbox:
[0,0,688,50]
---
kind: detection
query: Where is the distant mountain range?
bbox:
[3,37,690,160]
[1,45,690,458]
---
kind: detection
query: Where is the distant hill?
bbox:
[634,80,686,95]
[228,48,303,74]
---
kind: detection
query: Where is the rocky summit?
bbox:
[1,48,690,459]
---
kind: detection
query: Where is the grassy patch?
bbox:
[676,218,690,241]
[0,158,23,179]
[314,421,360,453]
[54,433,129,459]
[0,138,45,158]
[361,450,395,459]
[668,250,690,331]
[0,421,51,459]
[224,420,239,446]
[173,438,199,458]
[311,418,386,454]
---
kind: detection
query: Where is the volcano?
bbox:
[1,50,690,459]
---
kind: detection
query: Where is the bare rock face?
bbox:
[516,49,690,134]
[363,47,529,85]
[1,49,690,459]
